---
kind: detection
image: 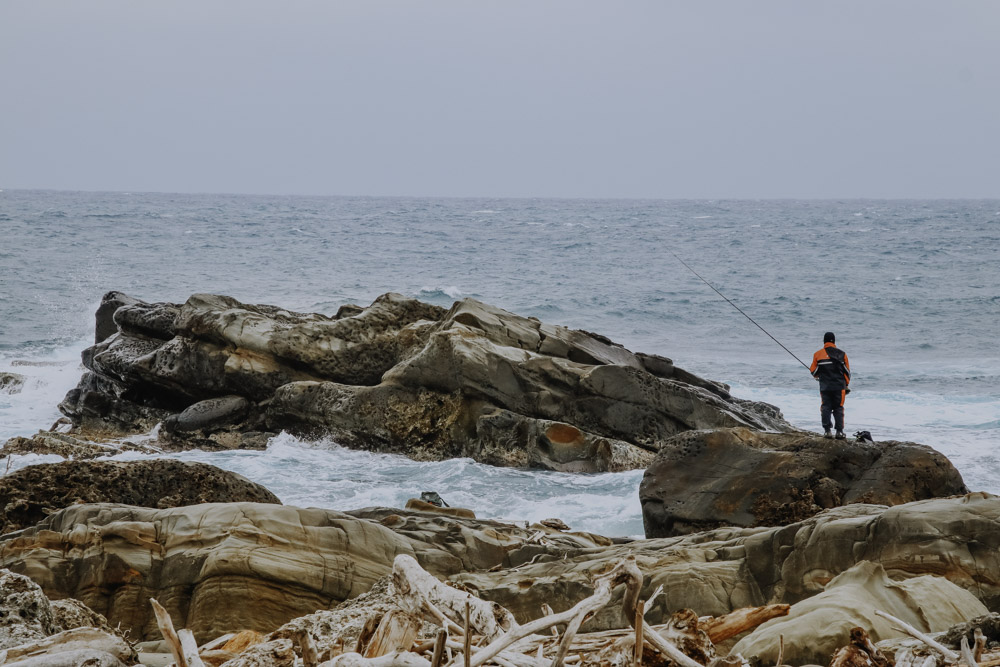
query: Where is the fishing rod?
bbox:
[667,248,812,372]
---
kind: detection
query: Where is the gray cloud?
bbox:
[1,1,997,197]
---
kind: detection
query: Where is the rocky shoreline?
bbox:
[0,291,996,667]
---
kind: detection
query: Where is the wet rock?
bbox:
[0,431,157,461]
[168,395,251,433]
[0,459,280,534]
[61,291,792,471]
[640,427,968,537]
[403,498,476,518]
[0,372,26,394]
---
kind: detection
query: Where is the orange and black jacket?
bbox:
[810,342,851,391]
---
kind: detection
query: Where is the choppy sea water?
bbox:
[1,191,998,536]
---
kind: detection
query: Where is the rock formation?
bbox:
[0,569,136,665]
[3,493,1000,646]
[58,291,792,471]
[730,562,987,665]
[0,371,25,394]
[639,427,969,537]
[0,459,280,534]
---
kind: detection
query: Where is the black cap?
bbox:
[823,332,835,343]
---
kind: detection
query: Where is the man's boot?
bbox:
[835,430,846,440]
[823,429,833,439]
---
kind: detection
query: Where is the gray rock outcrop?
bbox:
[58,291,792,471]
[0,459,280,534]
[639,427,969,537]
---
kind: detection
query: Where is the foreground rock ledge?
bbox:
[3,493,1000,644]
[58,290,791,471]
[639,427,969,537]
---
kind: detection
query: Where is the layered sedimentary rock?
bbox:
[454,492,1000,628]
[4,493,1000,644]
[639,427,968,537]
[0,460,280,534]
[58,291,791,471]
[0,503,601,643]
[731,562,987,665]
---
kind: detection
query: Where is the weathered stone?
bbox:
[640,427,968,537]
[218,638,295,667]
[0,503,617,643]
[0,431,157,461]
[61,291,792,471]
[731,562,987,666]
[0,569,58,650]
[0,503,418,643]
[0,372,26,394]
[454,493,1000,627]
[51,598,121,637]
[94,291,140,344]
[0,459,280,534]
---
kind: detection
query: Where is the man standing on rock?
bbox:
[810,332,851,439]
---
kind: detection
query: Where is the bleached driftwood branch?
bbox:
[394,554,515,640]
[150,597,206,667]
[874,610,960,663]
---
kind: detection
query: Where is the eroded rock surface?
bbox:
[0,459,280,534]
[639,427,968,537]
[0,569,58,650]
[732,562,987,665]
[4,494,1000,645]
[454,492,1000,628]
[0,372,26,395]
[59,291,791,471]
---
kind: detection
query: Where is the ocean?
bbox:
[1,190,998,537]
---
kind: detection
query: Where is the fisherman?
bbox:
[810,332,851,439]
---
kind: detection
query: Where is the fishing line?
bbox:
[667,248,812,372]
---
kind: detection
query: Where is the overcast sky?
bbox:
[1,1,998,198]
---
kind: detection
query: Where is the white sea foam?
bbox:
[0,342,88,443]
[108,433,646,537]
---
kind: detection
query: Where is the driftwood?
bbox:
[366,609,422,657]
[0,627,134,665]
[394,554,514,640]
[874,610,960,663]
[151,597,207,667]
[300,629,321,667]
[829,627,890,667]
[699,605,791,644]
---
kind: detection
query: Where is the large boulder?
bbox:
[731,562,987,665]
[0,459,280,534]
[59,291,792,471]
[639,427,968,537]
